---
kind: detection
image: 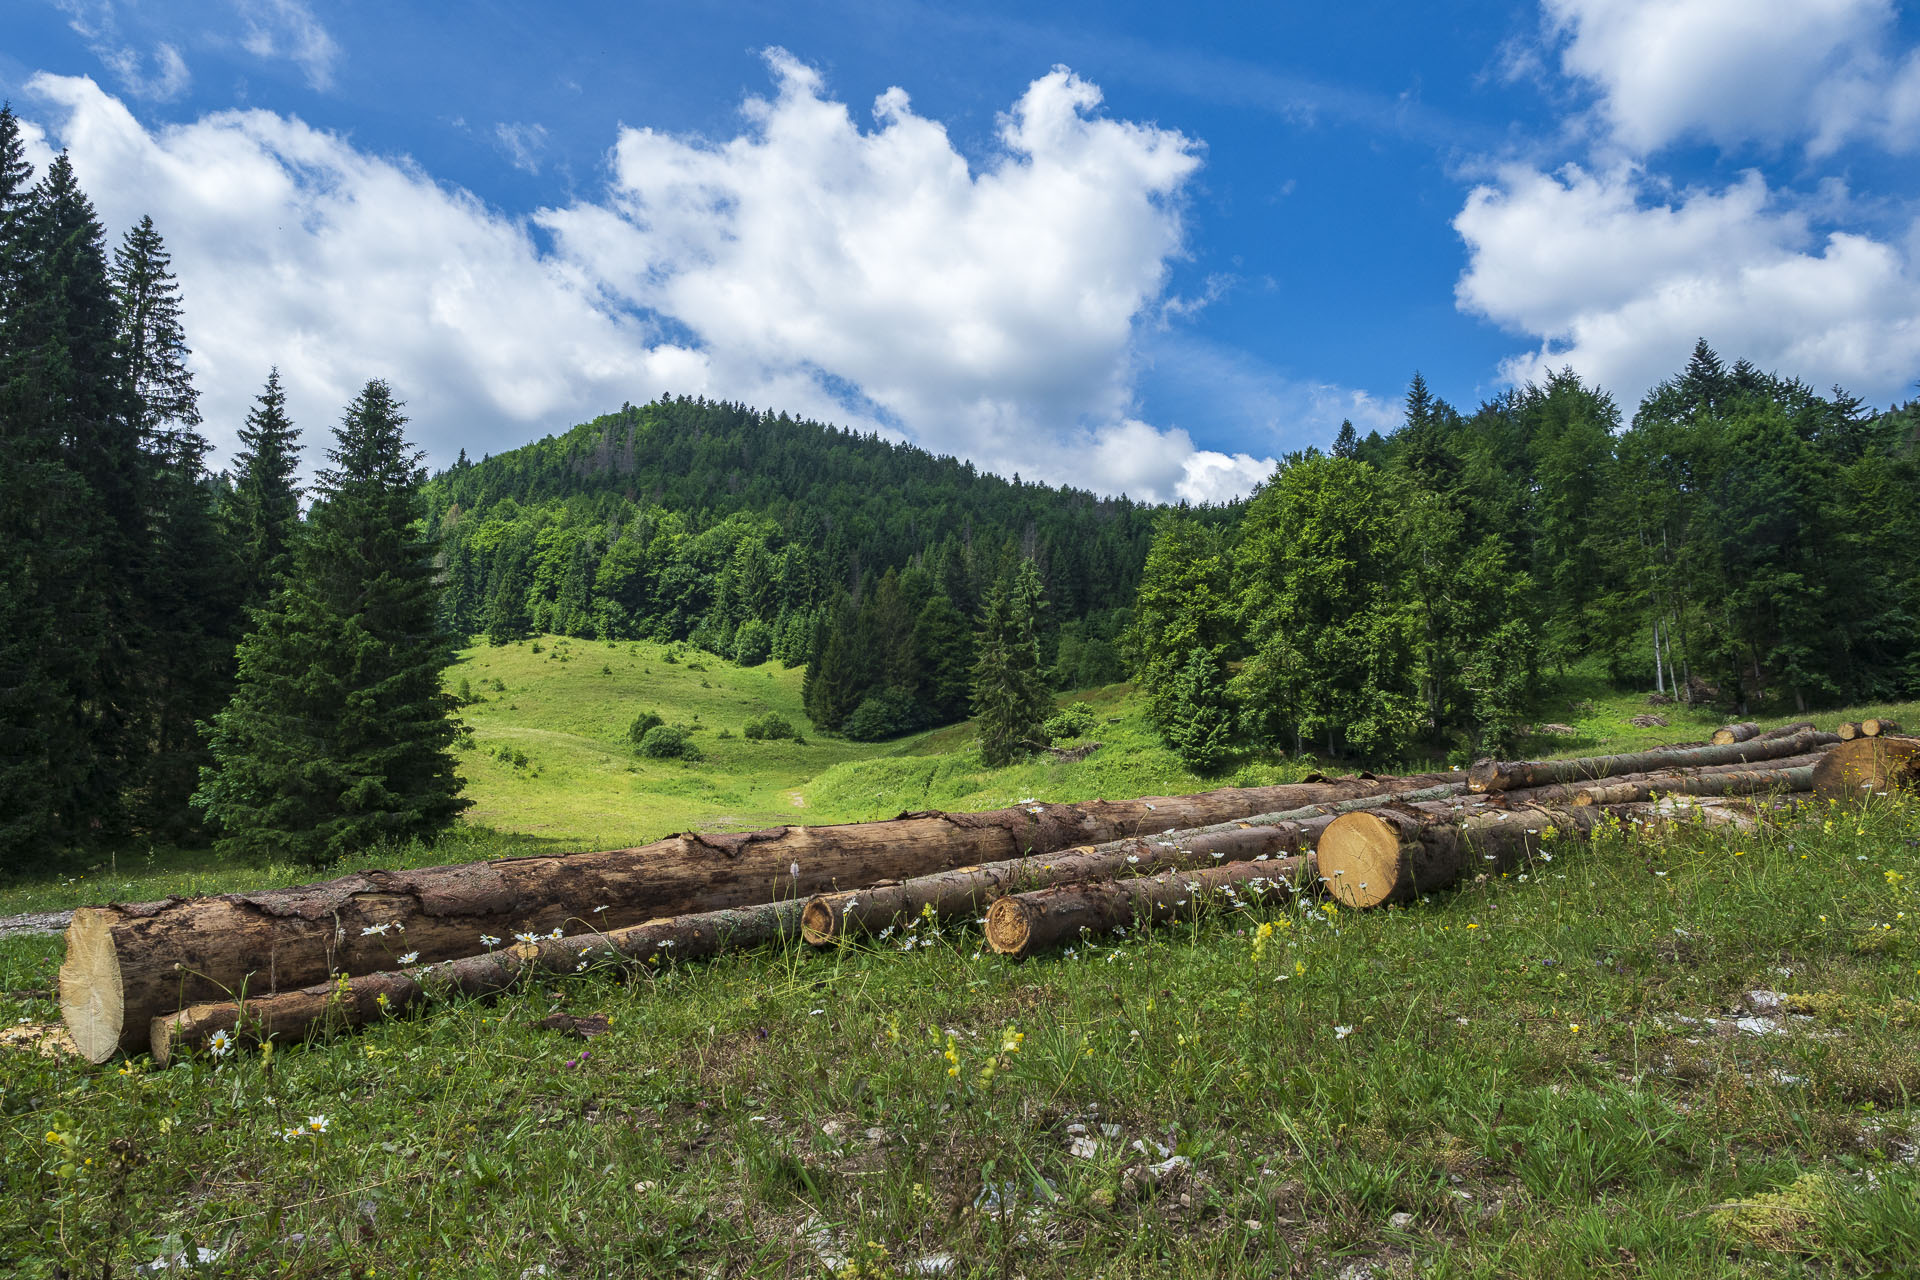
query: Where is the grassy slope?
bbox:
[6,651,1920,1275]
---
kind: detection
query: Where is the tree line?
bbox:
[0,108,463,872]
[1129,348,1920,769]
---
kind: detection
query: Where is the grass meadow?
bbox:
[3,640,1919,1277]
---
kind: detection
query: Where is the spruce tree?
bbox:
[195,381,469,865]
[970,564,1052,766]
[1332,418,1359,459]
[2,152,141,848]
[112,214,239,832]
[228,368,304,607]
[1163,647,1236,772]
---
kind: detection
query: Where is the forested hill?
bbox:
[422,396,1202,736]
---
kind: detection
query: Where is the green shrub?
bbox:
[627,710,665,745]
[743,711,799,741]
[733,618,775,667]
[1041,701,1098,743]
[844,687,925,742]
[638,725,701,761]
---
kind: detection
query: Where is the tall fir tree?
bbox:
[228,368,304,608]
[1,152,142,851]
[111,214,239,832]
[194,381,469,865]
[970,563,1052,766]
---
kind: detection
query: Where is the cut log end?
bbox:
[57,909,126,1065]
[1811,736,1920,802]
[1710,722,1759,745]
[1315,812,1403,909]
[1864,719,1902,738]
[983,897,1033,958]
[799,897,837,946]
[1466,759,1502,793]
[1837,722,1861,741]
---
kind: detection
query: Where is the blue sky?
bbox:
[8,2,1920,501]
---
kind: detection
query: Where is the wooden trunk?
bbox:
[1811,736,1920,802]
[1838,722,1864,741]
[62,771,1454,1061]
[799,780,1468,944]
[151,900,803,1065]
[983,855,1309,960]
[1570,764,1816,806]
[1316,798,1757,910]
[1863,719,1903,738]
[1711,722,1760,745]
[1467,729,1835,795]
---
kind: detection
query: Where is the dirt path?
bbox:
[0,910,71,939]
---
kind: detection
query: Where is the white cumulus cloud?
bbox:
[1543,0,1920,155]
[22,53,1279,502]
[536,49,1252,501]
[24,72,702,472]
[1454,162,1920,407]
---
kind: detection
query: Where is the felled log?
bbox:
[1571,764,1815,806]
[1316,798,1758,910]
[61,771,1454,1061]
[1838,722,1864,741]
[1756,721,1816,741]
[1497,752,1824,806]
[984,856,1307,960]
[800,781,1471,944]
[1811,736,1920,802]
[151,900,803,1065]
[1864,719,1903,738]
[1711,722,1760,745]
[1467,729,1835,795]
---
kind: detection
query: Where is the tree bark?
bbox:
[1467,729,1836,795]
[1316,798,1758,910]
[1811,736,1920,802]
[150,900,804,1066]
[1570,764,1815,806]
[983,856,1309,960]
[799,781,1469,944]
[61,771,1455,1061]
[1710,722,1760,745]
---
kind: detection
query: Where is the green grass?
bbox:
[7,649,1920,1275]
[6,793,1920,1275]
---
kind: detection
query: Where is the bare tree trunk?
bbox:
[1467,729,1836,794]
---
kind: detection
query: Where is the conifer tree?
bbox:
[112,214,239,831]
[1163,647,1236,772]
[195,381,469,865]
[2,152,141,846]
[1332,418,1359,459]
[228,368,304,608]
[971,564,1051,766]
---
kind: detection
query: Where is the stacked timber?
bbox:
[62,726,1913,1062]
[61,770,1456,1062]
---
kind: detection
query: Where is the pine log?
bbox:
[61,771,1454,1062]
[1467,729,1836,795]
[1494,752,1825,806]
[1811,736,1920,802]
[1571,765,1815,806]
[151,900,804,1066]
[1864,719,1903,738]
[1838,722,1864,741]
[799,781,1470,944]
[1756,721,1817,741]
[983,856,1309,960]
[1316,798,1758,910]
[1711,722,1760,745]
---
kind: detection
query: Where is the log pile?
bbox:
[54,724,1918,1062]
